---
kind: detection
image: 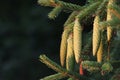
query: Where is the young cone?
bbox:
[107,26,113,42]
[97,40,103,63]
[107,0,114,42]
[93,15,101,56]
[79,63,84,75]
[60,26,72,67]
[66,33,75,71]
[73,18,82,63]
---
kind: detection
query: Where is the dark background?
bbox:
[0,0,86,80]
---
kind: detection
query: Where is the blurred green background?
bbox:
[0,0,86,80]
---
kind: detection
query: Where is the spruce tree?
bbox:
[38,0,120,80]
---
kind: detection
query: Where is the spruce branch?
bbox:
[109,4,120,19]
[40,73,66,80]
[76,1,101,20]
[110,60,120,69]
[38,0,120,79]
[48,5,63,19]
[99,17,120,29]
[82,31,92,55]
[87,0,99,3]
[58,1,82,11]
[64,11,79,27]
[82,61,102,72]
[95,0,108,15]
[38,0,82,11]
[110,68,120,80]
[80,55,91,61]
[111,10,120,19]
[110,60,120,65]
[67,78,74,80]
[37,0,52,6]
[101,62,113,74]
[39,54,92,80]
[40,54,65,73]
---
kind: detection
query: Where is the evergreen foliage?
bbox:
[38,0,120,80]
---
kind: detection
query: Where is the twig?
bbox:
[39,54,93,80]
